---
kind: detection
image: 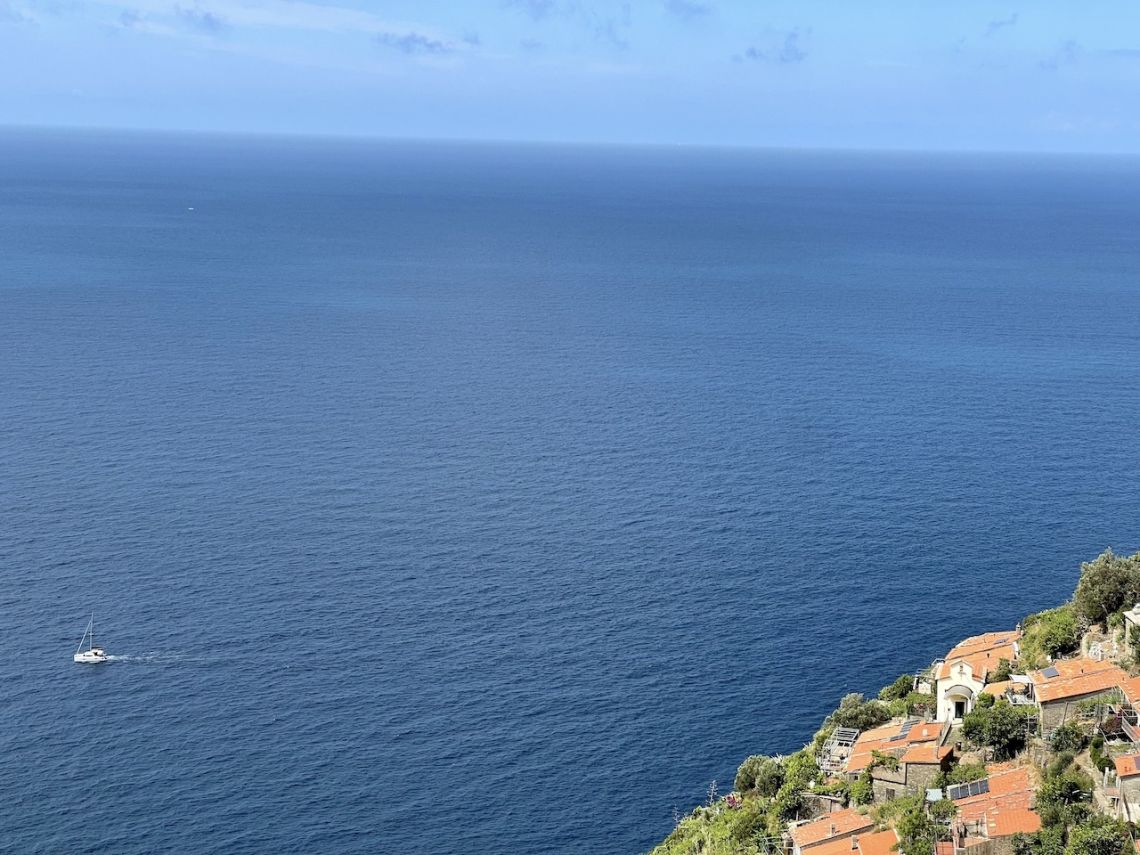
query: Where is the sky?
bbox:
[2,0,1139,152]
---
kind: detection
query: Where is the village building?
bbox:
[806,828,901,855]
[1107,754,1140,821]
[933,631,1021,722]
[788,807,875,855]
[844,719,952,800]
[951,766,1041,855]
[1028,658,1127,734]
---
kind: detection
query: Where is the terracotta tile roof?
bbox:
[845,720,946,773]
[1115,754,1140,779]
[1120,676,1140,707]
[811,834,864,855]
[991,808,1042,837]
[901,743,953,765]
[935,631,1021,682]
[857,829,899,855]
[1031,659,1127,704]
[955,767,1040,839]
[790,808,874,849]
[982,681,1011,697]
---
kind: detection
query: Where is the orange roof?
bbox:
[790,808,874,849]
[846,720,945,773]
[857,830,899,855]
[1031,660,1127,703]
[956,767,1040,839]
[982,681,1011,697]
[811,835,863,855]
[1115,754,1140,779]
[810,828,899,855]
[935,631,1020,682]
[991,808,1042,837]
[1120,676,1140,706]
[901,744,953,765]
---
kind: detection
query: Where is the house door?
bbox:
[954,700,966,719]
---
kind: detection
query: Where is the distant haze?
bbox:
[2,0,1140,153]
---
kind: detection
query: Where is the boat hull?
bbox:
[74,650,108,664]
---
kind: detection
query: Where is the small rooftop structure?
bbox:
[818,727,861,776]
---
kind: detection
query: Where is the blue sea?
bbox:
[2,129,1140,854]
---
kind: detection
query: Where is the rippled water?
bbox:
[2,130,1140,853]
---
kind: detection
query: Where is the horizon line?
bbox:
[5,121,1140,160]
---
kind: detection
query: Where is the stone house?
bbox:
[789,807,874,855]
[1028,658,1127,734]
[951,766,1041,855]
[1109,754,1140,821]
[843,719,952,799]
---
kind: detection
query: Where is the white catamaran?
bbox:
[74,614,109,664]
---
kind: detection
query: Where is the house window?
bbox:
[954,701,966,719]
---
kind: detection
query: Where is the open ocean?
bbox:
[2,129,1140,854]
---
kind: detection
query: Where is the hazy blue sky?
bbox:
[2,0,1138,151]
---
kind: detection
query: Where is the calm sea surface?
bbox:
[2,130,1140,854]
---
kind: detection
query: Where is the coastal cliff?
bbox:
[651,549,1140,855]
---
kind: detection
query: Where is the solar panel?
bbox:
[1042,666,1060,678]
[899,719,920,735]
[947,778,990,800]
[888,734,906,742]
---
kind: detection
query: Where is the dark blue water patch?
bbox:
[1,129,1140,853]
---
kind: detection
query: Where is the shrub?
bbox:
[988,658,1013,683]
[850,770,874,806]
[1050,722,1089,753]
[734,755,784,797]
[880,674,915,702]
[1090,735,1113,774]
[946,762,987,785]
[1063,814,1132,855]
[962,700,1032,759]
[1020,605,1081,667]
[829,693,892,731]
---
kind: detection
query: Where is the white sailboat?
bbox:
[74,614,109,664]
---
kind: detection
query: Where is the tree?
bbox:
[1049,722,1088,753]
[829,693,892,731]
[880,674,915,702]
[1063,815,1131,855]
[735,755,783,797]
[894,797,945,855]
[961,700,1032,759]
[1073,549,1140,627]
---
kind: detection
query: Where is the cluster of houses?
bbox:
[797,623,1140,855]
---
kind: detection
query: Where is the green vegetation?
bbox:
[1090,735,1113,774]
[734,755,783,798]
[879,674,916,701]
[1020,605,1081,669]
[988,657,1014,683]
[828,693,892,731]
[933,761,987,789]
[961,699,1033,759]
[1049,722,1089,753]
[1073,549,1140,628]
